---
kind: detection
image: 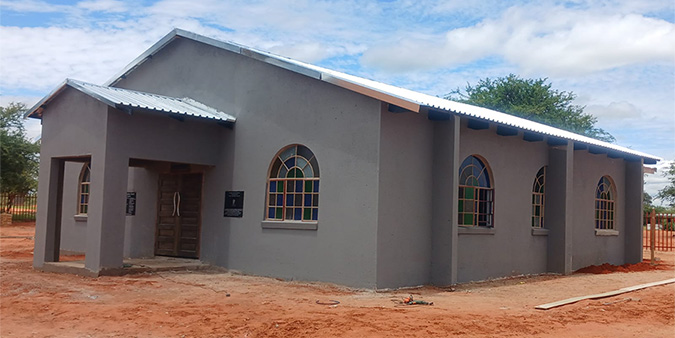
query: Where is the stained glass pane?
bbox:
[304,194,311,207]
[287,181,294,193]
[294,208,302,220]
[270,159,282,178]
[296,157,308,170]
[312,195,319,206]
[286,195,294,206]
[295,180,303,192]
[276,195,283,206]
[285,158,296,169]
[314,181,319,193]
[297,145,313,162]
[305,181,312,193]
[279,146,296,161]
[280,166,288,178]
[303,165,314,178]
[303,208,311,220]
[285,208,293,220]
[463,214,473,225]
[294,194,302,206]
[268,208,275,219]
[269,183,276,193]
[466,187,474,199]
[310,156,320,177]
[268,195,275,206]
[312,209,318,220]
[277,181,284,192]
[276,208,283,219]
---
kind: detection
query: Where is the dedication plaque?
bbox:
[224,191,244,217]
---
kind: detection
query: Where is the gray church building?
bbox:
[28,29,660,289]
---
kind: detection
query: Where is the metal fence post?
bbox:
[650,209,656,264]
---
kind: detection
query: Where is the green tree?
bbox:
[1,102,40,213]
[446,74,615,142]
[657,162,675,208]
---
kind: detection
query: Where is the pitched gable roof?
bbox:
[27,79,235,123]
[103,29,660,164]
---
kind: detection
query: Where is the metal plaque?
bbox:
[126,192,136,216]
[224,191,244,217]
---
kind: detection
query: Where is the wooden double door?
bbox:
[156,173,202,258]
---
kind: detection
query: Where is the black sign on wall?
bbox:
[224,191,244,217]
[126,192,136,216]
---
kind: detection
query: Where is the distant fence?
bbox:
[0,193,37,222]
[643,211,675,251]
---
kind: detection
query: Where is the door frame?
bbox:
[154,172,203,259]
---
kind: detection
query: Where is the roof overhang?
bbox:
[25,79,236,124]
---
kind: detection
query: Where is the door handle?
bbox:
[172,192,177,216]
[176,192,181,217]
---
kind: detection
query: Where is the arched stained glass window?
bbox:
[266,145,319,221]
[78,163,91,215]
[595,176,615,230]
[458,155,494,227]
[532,167,546,228]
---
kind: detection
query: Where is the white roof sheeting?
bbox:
[103,29,658,162]
[28,79,235,123]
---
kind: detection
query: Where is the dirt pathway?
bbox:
[1,224,673,337]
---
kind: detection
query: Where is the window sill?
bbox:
[595,229,619,236]
[261,220,318,230]
[73,214,88,222]
[458,226,495,235]
[531,228,549,236]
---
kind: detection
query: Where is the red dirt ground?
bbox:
[1,223,674,337]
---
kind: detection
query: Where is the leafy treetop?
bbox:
[446,74,615,142]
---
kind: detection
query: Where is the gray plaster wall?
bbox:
[58,162,88,253]
[376,109,433,288]
[457,122,549,282]
[123,167,158,258]
[570,151,626,270]
[34,88,109,267]
[114,37,382,288]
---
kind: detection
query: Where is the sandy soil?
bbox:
[1,223,674,338]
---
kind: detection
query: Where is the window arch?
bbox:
[532,166,546,228]
[595,176,615,230]
[458,155,493,227]
[78,163,91,215]
[266,145,319,221]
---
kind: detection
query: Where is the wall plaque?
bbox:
[126,192,136,216]
[224,191,244,217]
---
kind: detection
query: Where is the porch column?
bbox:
[546,142,574,274]
[33,158,64,267]
[431,115,460,285]
[85,150,128,272]
[624,159,644,264]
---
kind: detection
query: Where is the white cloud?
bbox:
[76,0,128,13]
[0,0,69,13]
[361,4,675,76]
[645,160,673,206]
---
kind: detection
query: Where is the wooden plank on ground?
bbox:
[535,278,675,310]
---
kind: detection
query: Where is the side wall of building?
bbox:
[114,38,383,288]
[376,109,434,288]
[571,151,626,269]
[457,122,549,282]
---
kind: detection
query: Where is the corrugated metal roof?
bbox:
[104,29,659,162]
[28,79,235,123]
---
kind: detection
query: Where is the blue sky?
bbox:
[1,0,674,201]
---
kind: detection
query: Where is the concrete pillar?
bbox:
[430,115,460,285]
[624,159,644,264]
[85,149,129,272]
[546,142,574,274]
[33,158,64,267]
